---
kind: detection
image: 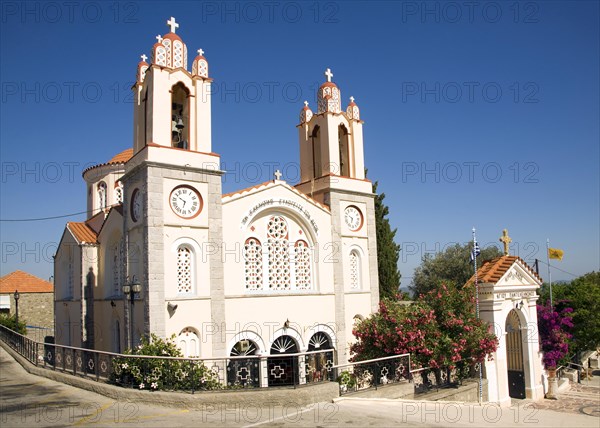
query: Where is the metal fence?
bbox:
[0,325,336,393]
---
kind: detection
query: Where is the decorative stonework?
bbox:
[177,246,193,294]
[294,240,311,289]
[244,238,263,290]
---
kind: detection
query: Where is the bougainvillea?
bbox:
[351,285,498,370]
[537,302,573,368]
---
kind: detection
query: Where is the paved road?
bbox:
[1,346,598,427]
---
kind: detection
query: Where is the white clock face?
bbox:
[344,206,363,231]
[131,189,142,222]
[170,185,202,219]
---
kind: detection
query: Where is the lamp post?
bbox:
[13,290,20,325]
[122,276,141,349]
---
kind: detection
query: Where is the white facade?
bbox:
[54,18,379,369]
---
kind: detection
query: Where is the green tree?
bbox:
[0,314,26,335]
[548,272,600,353]
[410,243,502,298]
[373,180,401,299]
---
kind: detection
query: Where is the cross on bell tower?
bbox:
[167,16,179,33]
[324,68,333,83]
[499,229,512,256]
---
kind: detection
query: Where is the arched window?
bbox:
[177,327,200,357]
[244,238,263,290]
[311,126,321,179]
[115,181,123,204]
[177,245,194,294]
[98,182,107,210]
[349,250,361,290]
[338,125,350,177]
[267,216,290,290]
[294,240,311,290]
[171,83,190,150]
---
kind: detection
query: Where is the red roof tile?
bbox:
[466,255,542,285]
[67,222,98,244]
[0,271,53,294]
[107,148,133,164]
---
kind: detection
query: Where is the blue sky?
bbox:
[1,1,598,286]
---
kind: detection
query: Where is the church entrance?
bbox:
[227,340,260,387]
[505,310,526,399]
[306,332,334,383]
[268,335,299,387]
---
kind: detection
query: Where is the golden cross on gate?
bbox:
[499,229,512,256]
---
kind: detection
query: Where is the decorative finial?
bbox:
[140,54,148,62]
[304,101,309,107]
[349,96,355,103]
[274,169,283,181]
[324,68,333,83]
[197,48,204,56]
[499,229,512,256]
[167,17,179,33]
[156,34,163,43]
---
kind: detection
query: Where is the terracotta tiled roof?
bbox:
[466,255,542,285]
[82,148,133,175]
[107,148,133,164]
[67,222,98,244]
[0,271,53,294]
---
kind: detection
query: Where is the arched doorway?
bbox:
[268,335,299,386]
[227,339,260,387]
[306,332,334,382]
[506,310,526,399]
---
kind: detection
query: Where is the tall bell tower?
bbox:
[296,70,380,361]
[120,17,225,356]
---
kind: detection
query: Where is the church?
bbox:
[53,17,380,373]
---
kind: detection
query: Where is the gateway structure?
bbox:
[53,18,380,380]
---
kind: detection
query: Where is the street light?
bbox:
[122,276,141,349]
[13,290,20,325]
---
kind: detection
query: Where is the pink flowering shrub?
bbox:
[537,302,573,368]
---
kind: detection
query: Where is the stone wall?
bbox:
[4,292,54,333]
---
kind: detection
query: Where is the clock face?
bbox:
[131,189,142,222]
[344,206,363,231]
[170,185,202,219]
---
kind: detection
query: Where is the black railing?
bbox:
[332,354,412,395]
[0,325,336,393]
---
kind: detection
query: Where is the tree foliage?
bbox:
[410,243,502,298]
[0,314,26,335]
[539,271,600,353]
[351,284,498,370]
[373,180,402,299]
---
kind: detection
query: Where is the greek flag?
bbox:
[470,242,481,262]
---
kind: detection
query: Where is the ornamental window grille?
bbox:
[98,182,107,210]
[267,216,290,290]
[67,257,74,298]
[115,182,123,204]
[244,238,262,290]
[294,240,311,289]
[177,245,193,294]
[349,250,361,289]
[112,244,120,294]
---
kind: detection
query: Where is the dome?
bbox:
[150,17,187,70]
[346,96,360,121]
[317,68,341,114]
[299,101,313,124]
[192,48,209,78]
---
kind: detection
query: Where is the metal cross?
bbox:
[156,34,163,43]
[274,170,283,180]
[167,16,179,33]
[197,48,204,56]
[324,68,333,82]
[140,54,148,62]
[499,229,512,256]
[304,101,309,107]
[350,96,355,103]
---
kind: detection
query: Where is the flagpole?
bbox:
[473,227,483,405]
[546,239,553,306]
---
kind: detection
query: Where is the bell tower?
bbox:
[132,16,212,155]
[120,18,225,356]
[296,69,380,362]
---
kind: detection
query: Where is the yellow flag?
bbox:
[548,248,564,261]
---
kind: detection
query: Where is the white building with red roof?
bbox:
[53,17,379,383]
